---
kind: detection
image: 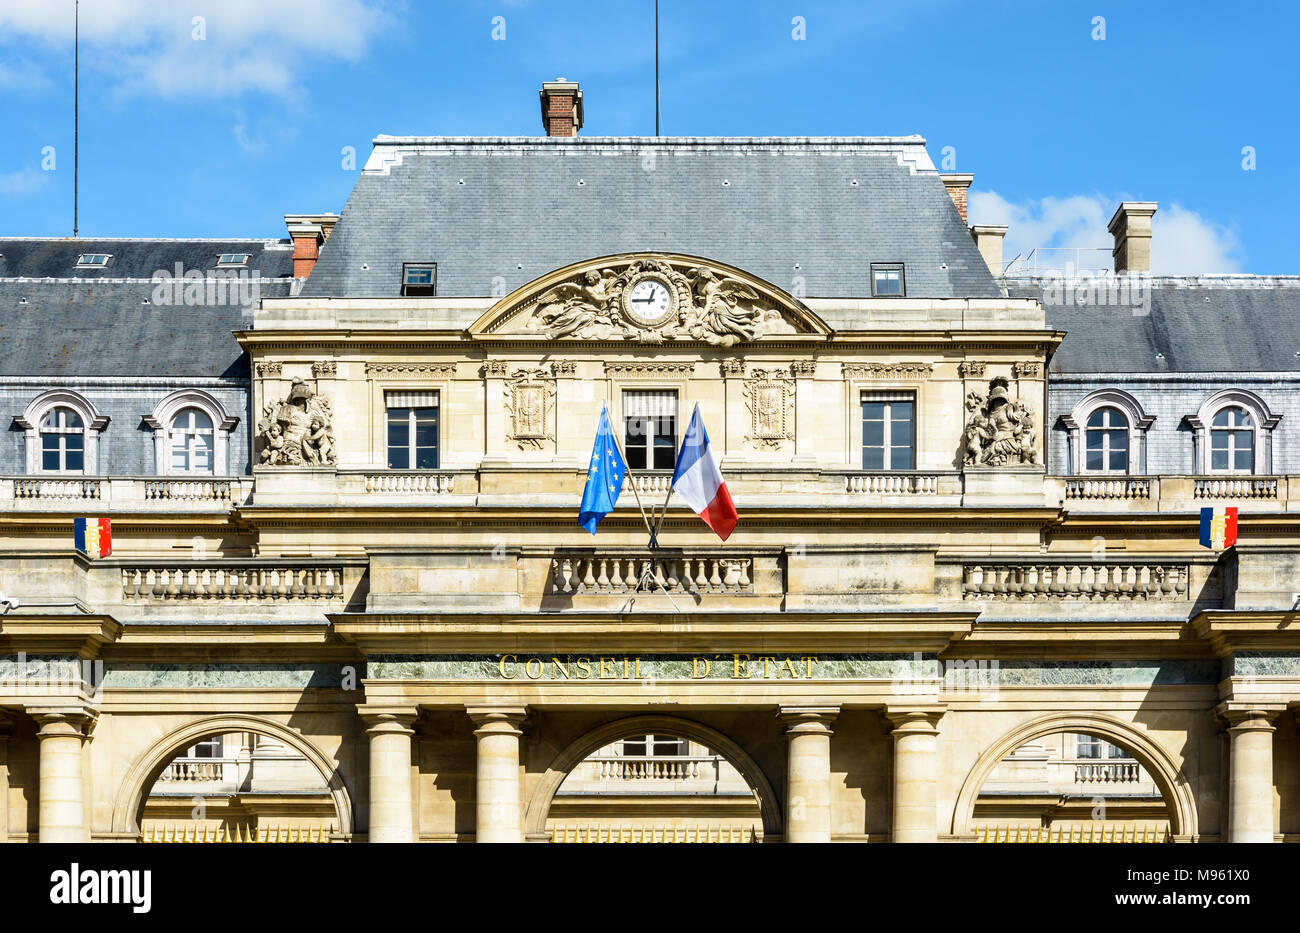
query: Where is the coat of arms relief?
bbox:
[504,367,557,450]
[511,258,802,347]
[741,368,795,450]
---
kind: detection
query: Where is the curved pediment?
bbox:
[469,253,831,346]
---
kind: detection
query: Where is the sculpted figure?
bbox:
[535,269,620,339]
[686,268,764,347]
[961,379,1040,466]
[259,422,284,465]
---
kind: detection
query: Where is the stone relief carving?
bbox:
[255,361,282,378]
[551,360,577,376]
[1013,361,1043,378]
[504,367,556,450]
[482,360,510,377]
[312,360,337,378]
[958,361,987,378]
[961,376,1039,467]
[742,368,795,449]
[720,359,746,378]
[603,362,696,378]
[843,362,932,380]
[790,360,817,377]
[258,377,337,467]
[365,363,457,378]
[518,258,799,347]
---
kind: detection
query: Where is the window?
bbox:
[185,736,223,759]
[871,263,905,297]
[169,408,214,474]
[1084,407,1129,472]
[386,392,439,469]
[75,253,110,267]
[40,407,85,472]
[619,735,688,758]
[402,262,437,297]
[1211,406,1254,473]
[861,392,914,470]
[216,253,251,267]
[622,390,678,470]
[1073,734,1132,760]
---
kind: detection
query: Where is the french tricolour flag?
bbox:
[74,517,112,559]
[671,405,738,541]
[1199,507,1238,551]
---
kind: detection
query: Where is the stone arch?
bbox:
[523,714,782,839]
[111,714,353,838]
[950,711,1198,839]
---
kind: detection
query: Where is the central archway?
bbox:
[951,712,1199,840]
[524,714,782,840]
[111,714,354,839]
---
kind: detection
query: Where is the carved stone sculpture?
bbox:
[961,377,1039,466]
[520,257,797,346]
[258,377,337,467]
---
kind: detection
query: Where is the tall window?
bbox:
[620,735,687,758]
[386,392,439,469]
[623,390,678,470]
[185,736,223,759]
[40,407,85,472]
[1211,406,1254,473]
[1073,734,1132,760]
[169,408,214,474]
[861,393,914,470]
[1084,406,1129,472]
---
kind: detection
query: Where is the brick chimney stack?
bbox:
[941,173,973,224]
[284,213,339,279]
[539,78,584,137]
[1108,202,1158,273]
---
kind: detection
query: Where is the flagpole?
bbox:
[650,401,695,541]
[602,403,655,541]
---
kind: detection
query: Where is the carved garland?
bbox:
[366,363,457,379]
[603,362,696,378]
[842,362,933,380]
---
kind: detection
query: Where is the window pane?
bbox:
[890,445,914,470]
[862,418,884,447]
[1107,429,1127,453]
[862,401,884,421]
[1108,448,1126,471]
[42,449,60,471]
[891,404,914,445]
[65,448,83,472]
[863,446,884,470]
[1234,446,1254,471]
[66,434,84,452]
[415,420,438,448]
[172,448,189,471]
[388,447,409,470]
[1086,448,1104,471]
[415,448,438,470]
[193,435,213,471]
[622,738,648,757]
[1211,447,1228,470]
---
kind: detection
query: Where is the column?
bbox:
[33,711,92,843]
[1225,709,1279,843]
[0,713,11,844]
[887,708,944,843]
[468,707,527,843]
[363,710,417,843]
[790,360,818,464]
[779,707,838,843]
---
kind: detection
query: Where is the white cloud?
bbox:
[0,0,396,98]
[969,191,1243,275]
[0,168,51,196]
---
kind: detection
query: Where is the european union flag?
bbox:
[578,405,627,534]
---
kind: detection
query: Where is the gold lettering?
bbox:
[802,656,818,678]
[599,657,616,679]
[551,657,569,679]
[732,654,751,679]
[758,656,777,678]
[781,658,800,678]
[499,655,517,679]
[692,657,711,679]
[634,657,643,678]
[576,658,592,679]
[624,657,630,679]
[525,658,544,680]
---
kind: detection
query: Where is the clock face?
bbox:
[624,275,674,325]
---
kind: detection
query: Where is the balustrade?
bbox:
[551,553,752,595]
[122,564,345,601]
[962,562,1188,600]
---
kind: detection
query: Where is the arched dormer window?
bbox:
[15,390,110,474]
[143,390,239,476]
[1187,390,1280,475]
[1059,389,1154,475]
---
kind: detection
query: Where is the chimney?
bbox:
[284,213,339,279]
[941,173,973,223]
[539,78,583,137]
[1108,201,1158,273]
[970,225,1008,275]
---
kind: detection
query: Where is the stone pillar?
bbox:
[779,707,838,843]
[468,707,527,843]
[0,713,11,844]
[33,711,92,843]
[887,708,944,843]
[483,360,509,463]
[363,711,417,844]
[1226,709,1279,843]
[791,360,818,465]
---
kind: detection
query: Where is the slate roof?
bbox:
[303,136,1000,300]
[1004,280,1300,374]
[0,239,296,378]
[0,238,294,279]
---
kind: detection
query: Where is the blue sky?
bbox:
[0,0,1294,273]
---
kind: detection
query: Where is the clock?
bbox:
[620,272,676,327]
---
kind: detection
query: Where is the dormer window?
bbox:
[76,254,111,267]
[871,263,905,297]
[402,262,437,297]
[216,253,251,267]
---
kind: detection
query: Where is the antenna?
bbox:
[73,0,78,239]
[654,0,660,136]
